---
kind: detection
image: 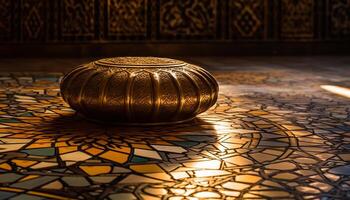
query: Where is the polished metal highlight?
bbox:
[60,57,219,125]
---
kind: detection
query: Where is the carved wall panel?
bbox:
[0,0,349,43]
[0,0,12,40]
[61,0,95,38]
[158,0,217,39]
[280,0,315,39]
[21,0,47,41]
[106,0,147,38]
[328,0,350,38]
[229,0,268,39]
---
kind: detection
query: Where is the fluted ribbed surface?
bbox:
[60,57,219,125]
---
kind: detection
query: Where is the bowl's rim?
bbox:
[94,57,187,68]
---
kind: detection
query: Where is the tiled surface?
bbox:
[0,58,349,199]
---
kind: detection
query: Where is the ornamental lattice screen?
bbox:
[0,0,349,55]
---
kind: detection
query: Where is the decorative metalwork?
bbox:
[60,57,219,125]
[158,0,217,38]
[229,0,268,39]
[107,0,147,37]
[281,0,315,39]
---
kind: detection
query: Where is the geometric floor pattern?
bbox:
[0,68,349,199]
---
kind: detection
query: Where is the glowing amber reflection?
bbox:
[321,85,350,98]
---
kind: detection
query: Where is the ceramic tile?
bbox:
[0,69,349,199]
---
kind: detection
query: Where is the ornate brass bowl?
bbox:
[60,57,218,125]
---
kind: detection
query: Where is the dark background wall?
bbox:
[1,0,350,57]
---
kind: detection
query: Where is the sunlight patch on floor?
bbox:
[321,85,350,98]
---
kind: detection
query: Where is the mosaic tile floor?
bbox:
[0,62,349,199]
